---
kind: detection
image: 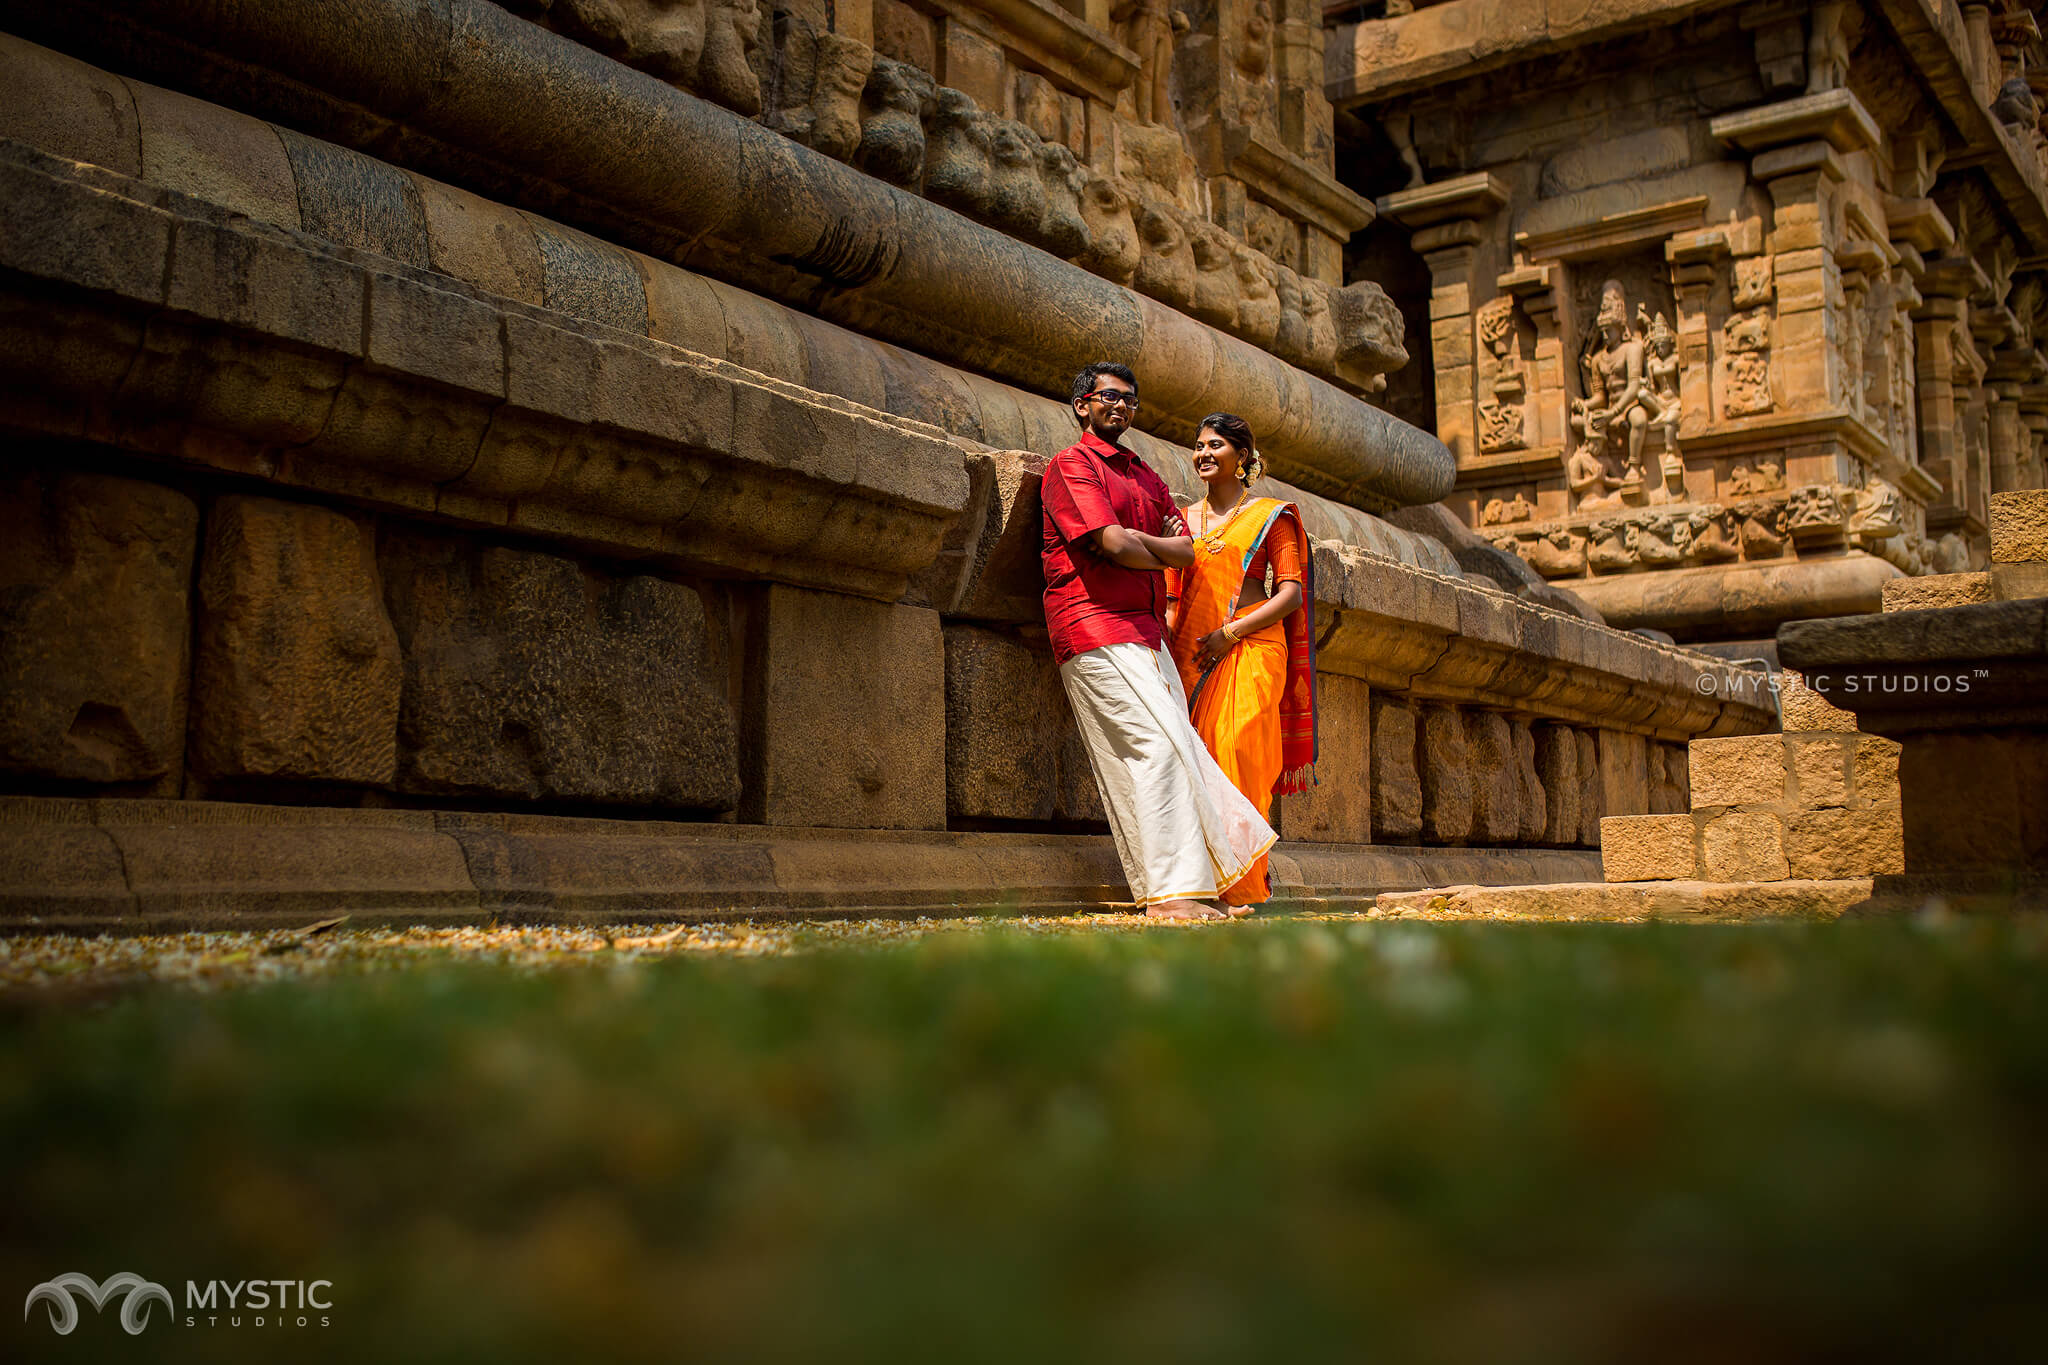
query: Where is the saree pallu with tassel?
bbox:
[1165,499,1318,906]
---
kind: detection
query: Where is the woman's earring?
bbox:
[1237,461,1251,482]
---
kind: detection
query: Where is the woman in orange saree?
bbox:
[1164,413,1317,913]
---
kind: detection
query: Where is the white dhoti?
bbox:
[1060,640,1278,906]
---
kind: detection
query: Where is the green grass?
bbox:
[5,917,2047,1363]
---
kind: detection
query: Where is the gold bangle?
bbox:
[1222,620,1241,643]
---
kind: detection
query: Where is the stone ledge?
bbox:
[0,797,1604,932]
[0,141,970,602]
[1374,878,1876,922]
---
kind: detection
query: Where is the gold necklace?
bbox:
[1196,490,1251,554]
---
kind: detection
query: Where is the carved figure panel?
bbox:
[1475,295,1531,454]
[1785,484,1846,535]
[1116,0,1188,128]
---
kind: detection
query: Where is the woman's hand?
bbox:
[1196,626,1235,668]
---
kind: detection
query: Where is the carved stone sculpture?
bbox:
[1526,527,1587,578]
[1688,505,1741,561]
[1567,445,1617,511]
[1582,281,1650,487]
[1116,0,1189,128]
[1785,484,1845,535]
[857,57,935,188]
[1271,266,1308,365]
[1735,499,1788,558]
[1035,142,1089,259]
[554,0,706,81]
[697,0,762,115]
[1075,174,1141,285]
[1330,281,1407,374]
[1233,243,1280,348]
[986,120,1049,240]
[1932,531,1970,575]
[1479,492,1535,526]
[804,31,872,161]
[1643,309,1681,454]
[1475,295,1528,453]
[1628,514,1687,566]
[1726,460,1783,496]
[1299,280,1339,375]
[923,89,994,217]
[1189,222,1241,331]
[1132,199,1196,309]
[1805,0,1854,93]
[1721,307,1774,416]
[1587,517,1637,573]
[1848,478,1903,539]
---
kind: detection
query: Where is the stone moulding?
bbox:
[920,0,1141,102]
[7,0,1455,512]
[0,795,1606,929]
[0,143,970,603]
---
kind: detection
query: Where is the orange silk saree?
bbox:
[1165,498,1318,905]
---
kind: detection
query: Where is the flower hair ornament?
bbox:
[1239,448,1265,484]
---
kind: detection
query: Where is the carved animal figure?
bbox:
[1075,174,1141,285]
[1587,518,1637,573]
[1188,223,1241,331]
[1233,244,1280,347]
[805,31,872,161]
[985,120,1048,239]
[1526,527,1587,578]
[554,0,707,81]
[1132,199,1196,308]
[1299,279,1339,373]
[697,0,762,115]
[923,89,994,216]
[1734,499,1788,558]
[1688,505,1741,561]
[1271,266,1308,365]
[857,57,934,187]
[1035,142,1090,259]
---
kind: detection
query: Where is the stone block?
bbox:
[1699,809,1789,882]
[1990,490,2048,562]
[1534,722,1578,844]
[381,532,738,811]
[1370,694,1420,841]
[1278,674,1369,844]
[942,624,1100,825]
[1787,734,1852,810]
[129,79,299,229]
[941,23,1008,114]
[190,497,401,787]
[1575,727,1602,847]
[1778,667,1856,732]
[1596,729,1651,818]
[1688,734,1787,808]
[1990,561,2048,602]
[413,172,545,305]
[1881,572,1991,611]
[0,469,197,787]
[1783,808,1903,879]
[0,32,142,176]
[1851,735,1900,806]
[1464,710,1518,844]
[276,128,431,267]
[1418,703,1473,844]
[746,585,944,830]
[1600,813,1697,882]
[1898,730,2048,875]
[527,214,650,334]
[1654,741,1690,813]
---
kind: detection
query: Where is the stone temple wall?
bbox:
[0,3,1777,926]
[1330,0,2048,647]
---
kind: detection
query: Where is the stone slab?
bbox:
[1783,807,1903,879]
[1688,734,1788,809]
[1600,813,1697,882]
[1374,878,1875,922]
[1990,490,2048,563]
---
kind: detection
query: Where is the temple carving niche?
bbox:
[1337,0,2048,645]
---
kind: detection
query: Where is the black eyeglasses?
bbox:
[1084,390,1140,408]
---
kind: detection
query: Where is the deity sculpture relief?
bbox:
[1721,306,1774,416]
[1475,295,1528,453]
[1569,280,1653,503]
[1478,492,1536,526]
[1115,0,1190,128]
[1075,174,1141,285]
[1785,484,1846,535]
[857,58,935,188]
[697,0,762,115]
[1232,0,1278,134]
[1726,460,1783,496]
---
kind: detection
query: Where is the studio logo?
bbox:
[24,1272,174,1336]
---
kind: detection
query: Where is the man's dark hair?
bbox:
[1070,361,1138,425]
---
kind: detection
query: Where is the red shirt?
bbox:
[1041,431,1178,666]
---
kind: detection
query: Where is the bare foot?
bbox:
[1222,903,1257,919]
[1145,899,1225,921]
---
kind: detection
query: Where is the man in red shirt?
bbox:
[1043,362,1277,921]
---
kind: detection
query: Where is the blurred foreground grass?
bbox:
[5,915,2047,1363]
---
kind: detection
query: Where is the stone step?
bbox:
[1600,803,1904,883]
[1375,879,1877,922]
[1684,732,1900,812]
